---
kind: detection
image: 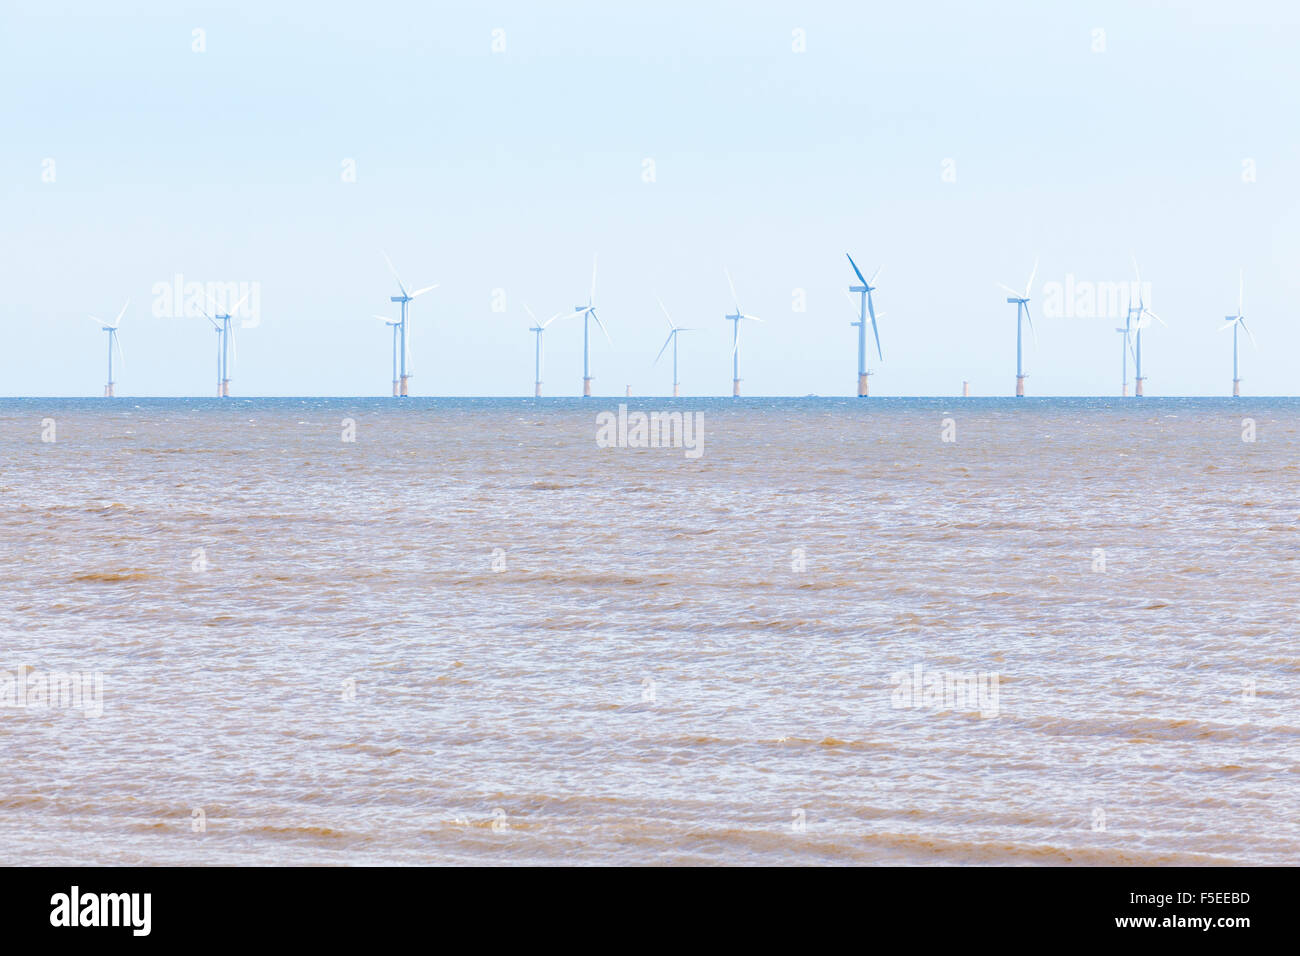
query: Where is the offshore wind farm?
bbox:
[62,252,1274,400]
[4,0,1298,887]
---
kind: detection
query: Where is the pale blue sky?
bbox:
[3,0,1298,396]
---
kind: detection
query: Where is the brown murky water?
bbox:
[1,397,1295,864]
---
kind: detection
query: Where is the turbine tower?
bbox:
[524,304,566,397]
[89,300,128,397]
[845,254,882,397]
[374,315,400,396]
[654,297,694,397]
[383,251,438,397]
[723,268,764,397]
[197,292,249,398]
[1219,270,1256,397]
[997,259,1038,397]
[1129,258,1165,397]
[572,255,611,396]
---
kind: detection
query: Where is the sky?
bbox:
[2,0,1299,397]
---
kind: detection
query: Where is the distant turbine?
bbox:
[997,258,1038,397]
[373,315,401,396]
[845,254,883,397]
[196,292,249,398]
[723,268,764,397]
[383,251,438,397]
[1219,270,1256,397]
[654,297,694,397]
[88,300,128,397]
[524,304,567,397]
[572,255,611,396]
[1129,257,1166,397]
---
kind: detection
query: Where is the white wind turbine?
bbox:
[524,303,567,397]
[373,315,401,396]
[654,297,694,397]
[723,267,765,397]
[997,258,1038,397]
[89,299,129,397]
[1219,270,1256,397]
[383,251,438,397]
[1129,257,1166,397]
[196,291,250,397]
[572,254,611,396]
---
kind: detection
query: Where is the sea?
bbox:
[0,397,1295,865]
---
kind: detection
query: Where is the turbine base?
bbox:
[732,379,741,398]
[672,384,679,398]
[962,381,970,397]
[1233,378,1240,397]
[400,376,410,397]
[1122,384,1128,397]
[583,377,592,397]
[535,383,542,398]
[857,373,869,397]
[1135,379,1144,397]
[1015,375,1025,397]
[104,384,114,398]
[392,380,399,398]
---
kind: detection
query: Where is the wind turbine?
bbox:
[524,304,566,397]
[196,292,249,397]
[1129,258,1165,397]
[572,255,611,396]
[383,251,438,397]
[997,258,1038,397]
[723,268,764,397]
[845,254,883,397]
[373,315,401,396]
[1220,270,1256,397]
[88,300,128,397]
[654,297,694,397]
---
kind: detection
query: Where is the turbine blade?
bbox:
[724,267,740,311]
[845,253,868,287]
[1144,308,1166,327]
[867,291,882,361]
[523,303,538,323]
[229,322,238,365]
[654,331,674,365]
[410,284,438,298]
[996,282,1021,298]
[741,313,764,323]
[227,292,250,316]
[656,296,676,330]
[1218,321,1236,332]
[1025,304,1038,346]
[382,250,409,297]
[590,308,612,345]
[114,329,126,369]
[590,253,598,304]
[88,315,104,327]
[114,299,130,327]
[732,320,742,356]
[1240,318,1257,349]
[1025,257,1039,298]
[869,265,882,285]
[1238,269,1244,317]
